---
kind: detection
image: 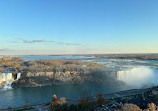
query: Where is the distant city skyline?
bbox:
[0,0,158,55]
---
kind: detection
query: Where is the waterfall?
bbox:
[0,73,21,90]
[1,73,14,82]
[117,67,158,88]
[2,73,14,90]
[0,73,22,90]
[2,73,7,81]
[16,73,21,80]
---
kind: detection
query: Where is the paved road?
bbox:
[103,88,149,99]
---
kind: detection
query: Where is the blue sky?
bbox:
[0,0,158,55]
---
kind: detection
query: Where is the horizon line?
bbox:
[1,53,158,56]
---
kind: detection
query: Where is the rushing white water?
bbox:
[117,67,158,88]
[2,73,14,81]
[1,73,14,90]
[16,73,21,80]
[0,73,21,90]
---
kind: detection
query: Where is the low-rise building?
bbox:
[152,89,158,95]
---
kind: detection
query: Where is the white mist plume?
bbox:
[117,67,158,88]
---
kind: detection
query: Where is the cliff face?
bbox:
[0,81,5,88]
[12,60,115,88]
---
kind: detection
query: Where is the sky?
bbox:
[0,0,158,55]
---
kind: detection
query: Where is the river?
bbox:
[0,56,158,108]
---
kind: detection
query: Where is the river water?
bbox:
[0,56,158,108]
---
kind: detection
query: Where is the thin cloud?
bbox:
[17,38,54,43]
[32,40,54,43]
[15,38,80,45]
[57,42,80,46]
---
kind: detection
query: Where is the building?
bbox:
[152,89,158,95]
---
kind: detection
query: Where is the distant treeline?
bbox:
[91,54,158,60]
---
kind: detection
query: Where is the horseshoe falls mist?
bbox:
[117,67,158,88]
